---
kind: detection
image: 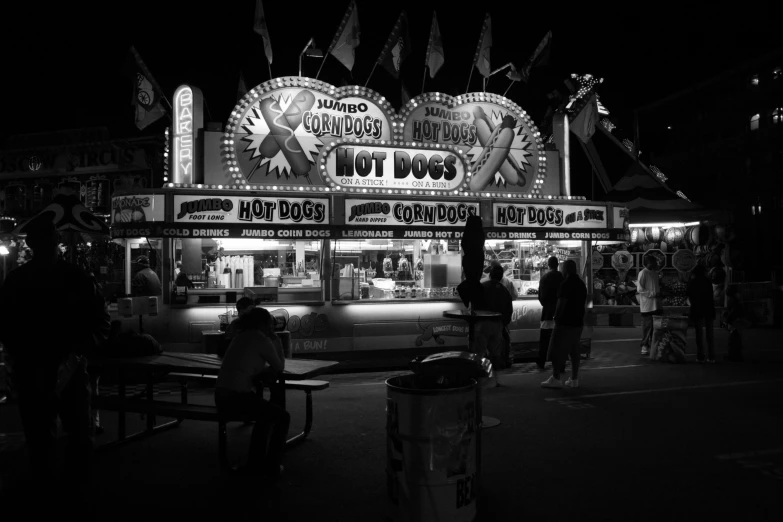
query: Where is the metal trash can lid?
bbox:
[409,351,493,380]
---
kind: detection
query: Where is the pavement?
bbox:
[1,326,782,521]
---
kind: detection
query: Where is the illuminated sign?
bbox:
[345,198,477,226]
[111,194,165,223]
[400,92,545,196]
[173,85,203,184]
[173,195,330,225]
[492,203,607,228]
[324,143,467,191]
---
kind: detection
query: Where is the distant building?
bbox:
[637,47,783,279]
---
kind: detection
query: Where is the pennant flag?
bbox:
[123,46,166,130]
[571,94,600,143]
[401,83,411,107]
[378,12,411,79]
[521,30,552,83]
[328,1,360,72]
[425,12,444,78]
[506,63,523,82]
[253,0,273,65]
[237,72,248,101]
[472,14,492,77]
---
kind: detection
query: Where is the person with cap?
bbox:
[476,263,514,385]
[131,255,161,296]
[0,218,110,512]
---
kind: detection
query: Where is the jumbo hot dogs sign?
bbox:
[222,78,545,196]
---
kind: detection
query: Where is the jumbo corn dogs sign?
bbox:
[222,78,545,197]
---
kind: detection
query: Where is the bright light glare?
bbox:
[0,245,10,255]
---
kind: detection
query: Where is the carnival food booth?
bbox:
[109,78,629,357]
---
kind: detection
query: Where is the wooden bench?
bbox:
[94,376,330,470]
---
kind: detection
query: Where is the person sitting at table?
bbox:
[219,297,256,358]
[215,307,290,478]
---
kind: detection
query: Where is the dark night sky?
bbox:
[1,0,779,196]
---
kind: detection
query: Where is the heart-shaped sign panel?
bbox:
[399,92,545,196]
[222,77,396,188]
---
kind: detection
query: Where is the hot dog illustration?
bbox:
[258,90,316,159]
[258,97,312,178]
[469,115,517,192]
[473,107,526,187]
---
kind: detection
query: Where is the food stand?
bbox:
[109,77,629,357]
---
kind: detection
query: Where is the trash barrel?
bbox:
[650,315,689,362]
[386,351,492,522]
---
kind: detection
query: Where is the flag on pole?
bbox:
[472,14,492,77]
[506,63,523,82]
[401,83,412,107]
[123,46,166,130]
[521,30,552,83]
[327,1,360,72]
[237,72,248,101]
[571,94,600,143]
[377,12,411,79]
[253,0,273,65]
[425,12,444,78]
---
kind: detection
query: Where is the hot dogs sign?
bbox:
[222,78,545,197]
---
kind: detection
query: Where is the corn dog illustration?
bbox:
[257,97,312,179]
[469,115,516,192]
[473,107,527,187]
[258,90,316,158]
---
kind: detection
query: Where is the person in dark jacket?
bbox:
[687,264,716,362]
[541,260,587,389]
[0,219,110,513]
[476,264,513,384]
[131,255,161,296]
[537,256,564,371]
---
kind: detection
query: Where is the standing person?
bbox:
[131,255,161,296]
[476,263,513,385]
[489,261,518,367]
[637,256,663,356]
[0,219,110,513]
[541,260,587,389]
[724,286,746,362]
[687,264,716,363]
[215,308,290,478]
[537,256,565,371]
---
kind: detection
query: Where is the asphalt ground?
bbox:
[1,326,782,521]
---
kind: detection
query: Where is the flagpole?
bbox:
[465,67,474,94]
[267,61,273,80]
[502,81,515,97]
[315,54,328,80]
[421,66,427,95]
[364,62,379,88]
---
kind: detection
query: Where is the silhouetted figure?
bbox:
[457,215,485,310]
[488,260,518,367]
[687,264,716,362]
[215,308,290,478]
[541,260,587,389]
[537,256,564,371]
[220,297,256,358]
[477,264,513,384]
[724,286,746,362]
[131,255,161,296]
[0,219,110,513]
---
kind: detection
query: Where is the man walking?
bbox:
[637,256,663,356]
[537,256,564,371]
[0,219,110,515]
[541,260,587,389]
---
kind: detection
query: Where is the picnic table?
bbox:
[89,353,339,458]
